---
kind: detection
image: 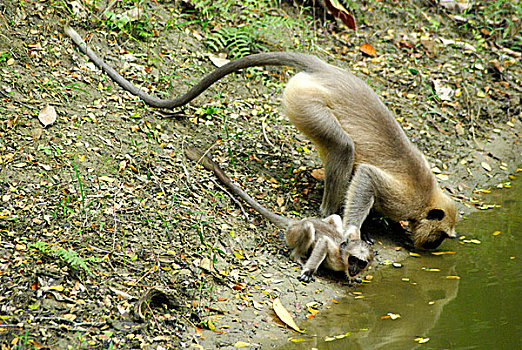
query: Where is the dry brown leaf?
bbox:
[323,0,356,29]
[310,168,325,180]
[273,297,302,333]
[360,43,377,57]
[38,105,57,127]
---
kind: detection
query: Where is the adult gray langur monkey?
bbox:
[185,148,373,282]
[65,26,457,249]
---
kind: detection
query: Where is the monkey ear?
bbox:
[427,208,445,221]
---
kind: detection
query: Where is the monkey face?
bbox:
[341,240,373,278]
[347,255,369,277]
[411,198,457,249]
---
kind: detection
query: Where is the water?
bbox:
[280,176,521,349]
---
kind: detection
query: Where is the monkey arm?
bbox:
[343,164,394,244]
[298,236,337,283]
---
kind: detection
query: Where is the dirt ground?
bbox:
[0,0,520,349]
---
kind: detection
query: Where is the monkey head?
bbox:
[340,239,374,278]
[410,191,457,250]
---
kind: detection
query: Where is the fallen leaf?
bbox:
[48,285,64,292]
[209,54,230,67]
[232,283,246,291]
[119,160,127,172]
[439,0,472,13]
[234,341,251,348]
[99,176,116,183]
[433,80,453,101]
[438,38,476,52]
[446,275,461,279]
[253,300,264,311]
[273,298,302,333]
[360,43,377,57]
[492,231,501,236]
[207,318,215,330]
[414,337,430,344]
[62,314,77,321]
[481,162,492,172]
[431,251,456,255]
[289,338,304,343]
[387,312,401,320]
[38,105,57,127]
[323,0,356,29]
[436,174,449,181]
[310,168,325,180]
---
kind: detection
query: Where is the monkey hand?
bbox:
[349,277,363,285]
[360,230,374,245]
[298,269,315,283]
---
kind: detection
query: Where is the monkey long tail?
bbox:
[185,148,295,229]
[64,25,325,109]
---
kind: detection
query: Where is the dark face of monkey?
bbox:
[410,195,457,249]
[340,240,373,278]
[347,255,369,277]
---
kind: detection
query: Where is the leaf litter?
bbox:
[0,0,520,348]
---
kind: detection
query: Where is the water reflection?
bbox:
[279,176,521,349]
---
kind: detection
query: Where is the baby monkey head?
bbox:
[411,191,457,250]
[340,239,374,278]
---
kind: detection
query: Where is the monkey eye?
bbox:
[348,256,368,269]
[358,260,368,269]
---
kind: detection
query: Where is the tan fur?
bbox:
[284,71,457,249]
[65,32,457,250]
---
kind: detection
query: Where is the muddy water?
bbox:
[280,177,521,350]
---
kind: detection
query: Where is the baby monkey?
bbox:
[185,148,373,283]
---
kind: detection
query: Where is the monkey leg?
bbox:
[298,236,333,283]
[322,214,343,234]
[320,132,355,216]
[287,220,315,265]
[284,73,355,216]
[343,164,393,244]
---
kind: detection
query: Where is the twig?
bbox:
[103,0,119,14]
[261,115,275,148]
[0,88,37,111]
[34,317,106,327]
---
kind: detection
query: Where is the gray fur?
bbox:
[185,149,373,282]
[65,26,456,249]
